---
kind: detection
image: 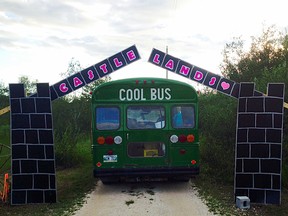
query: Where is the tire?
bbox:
[100,177,119,184]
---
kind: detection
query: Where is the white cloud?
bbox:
[0,0,288,87]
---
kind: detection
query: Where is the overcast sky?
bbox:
[1,0,288,88]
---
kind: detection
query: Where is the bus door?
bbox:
[124,105,168,167]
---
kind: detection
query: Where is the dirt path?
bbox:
[73,180,214,216]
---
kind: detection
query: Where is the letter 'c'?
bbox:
[59,83,69,93]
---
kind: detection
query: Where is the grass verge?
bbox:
[1,163,96,216]
[194,173,288,216]
[0,139,96,216]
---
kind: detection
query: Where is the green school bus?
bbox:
[91,77,199,184]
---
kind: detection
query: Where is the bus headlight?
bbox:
[114,136,122,144]
[170,135,178,143]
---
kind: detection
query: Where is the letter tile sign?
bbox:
[148,48,240,98]
[235,83,285,204]
[9,83,56,204]
[48,45,140,100]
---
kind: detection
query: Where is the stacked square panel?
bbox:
[9,83,56,204]
[235,83,284,204]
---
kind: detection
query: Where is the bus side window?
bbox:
[96,107,120,130]
[172,106,195,128]
[172,106,183,128]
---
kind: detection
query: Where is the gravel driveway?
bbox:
[73,180,214,216]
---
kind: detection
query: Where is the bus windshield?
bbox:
[127,105,165,129]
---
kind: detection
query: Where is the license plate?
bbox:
[103,155,117,162]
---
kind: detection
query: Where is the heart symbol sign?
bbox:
[221,82,230,90]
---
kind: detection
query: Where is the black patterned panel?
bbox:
[271,144,281,158]
[247,98,264,112]
[9,84,25,98]
[235,174,253,187]
[10,99,21,113]
[11,191,26,204]
[37,83,50,97]
[30,114,46,128]
[12,145,27,159]
[254,174,271,188]
[256,114,272,128]
[248,129,265,142]
[12,175,33,189]
[21,98,35,113]
[251,144,269,158]
[237,129,248,143]
[235,82,284,205]
[11,114,30,129]
[265,98,283,113]
[267,83,285,97]
[34,175,49,189]
[266,191,280,204]
[243,159,259,172]
[28,145,45,159]
[9,83,57,205]
[237,144,249,158]
[238,114,255,128]
[27,190,44,203]
[11,130,25,144]
[239,83,255,97]
[249,190,265,203]
[25,130,39,144]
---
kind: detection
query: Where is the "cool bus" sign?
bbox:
[119,88,171,101]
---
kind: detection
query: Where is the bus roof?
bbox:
[92,77,198,103]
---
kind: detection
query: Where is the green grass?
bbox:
[194,173,288,216]
[0,139,96,216]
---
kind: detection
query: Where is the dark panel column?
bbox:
[10,83,56,205]
[235,83,284,204]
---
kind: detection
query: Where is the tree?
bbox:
[53,58,111,167]
[0,82,9,126]
[0,82,8,96]
[81,76,111,101]
[219,25,288,188]
[220,25,287,87]
[18,76,38,96]
[61,58,111,101]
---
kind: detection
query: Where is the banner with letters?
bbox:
[148,48,241,98]
[31,45,140,100]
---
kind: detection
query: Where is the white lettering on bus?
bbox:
[165,88,171,100]
[119,88,171,101]
[150,88,171,100]
[119,88,146,101]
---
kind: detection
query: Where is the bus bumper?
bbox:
[93,167,199,178]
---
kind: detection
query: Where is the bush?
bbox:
[54,126,87,168]
[0,124,10,145]
[198,92,237,183]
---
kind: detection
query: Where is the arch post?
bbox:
[9,83,56,205]
[235,82,285,204]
